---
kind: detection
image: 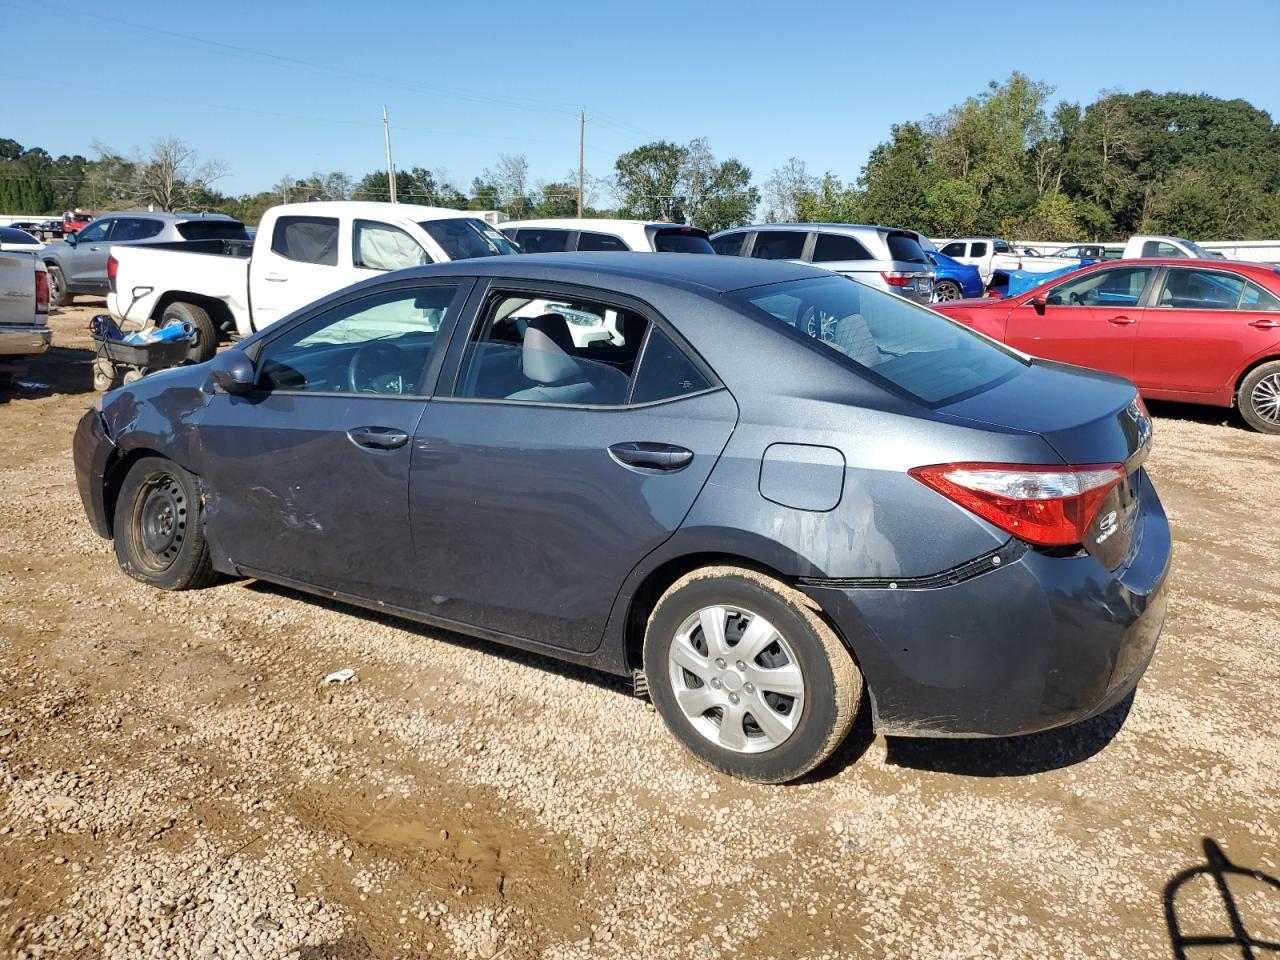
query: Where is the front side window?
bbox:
[77,219,111,243]
[1047,267,1153,308]
[750,231,806,261]
[993,239,1012,253]
[712,233,746,256]
[256,285,459,395]
[577,231,629,252]
[353,220,430,271]
[812,233,872,262]
[1157,268,1246,310]
[271,216,339,266]
[457,293,652,405]
[418,218,517,259]
[731,275,1026,405]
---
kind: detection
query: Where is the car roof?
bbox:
[714,223,899,236]
[91,210,239,222]
[269,201,473,221]
[1086,257,1278,276]
[395,251,828,293]
[500,218,684,230]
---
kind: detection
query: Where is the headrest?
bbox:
[522,313,582,385]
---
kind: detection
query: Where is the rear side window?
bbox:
[577,231,629,252]
[732,275,1025,405]
[111,218,165,242]
[812,233,872,262]
[631,326,712,403]
[176,220,250,241]
[1157,268,1246,310]
[969,241,988,258]
[711,233,746,256]
[652,228,713,254]
[514,229,571,253]
[884,232,927,264]
[751,231,807,261]
[272,216,339,266]
[353,219,430,270]
[940,242,966,257]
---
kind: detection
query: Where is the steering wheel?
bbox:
[1069,291,1086,306]
[347,341,409,394]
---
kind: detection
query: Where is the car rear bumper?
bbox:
[73,407,116,539]
[0,324,51,358]
[800,483,1171,738]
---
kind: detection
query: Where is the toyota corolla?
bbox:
[73,254,1170,782]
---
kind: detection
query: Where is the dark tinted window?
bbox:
[733,275,1025,405]
[885,232,927,264]
[271,216,339,266]
[419,218,516,259]
[969,241,988,258]
[750,231,806,260]
[812,233,873,262]
[940,242,965,257]
[110,218,165,242]
[512,228,570,253]
[176,219,250,241]
[711,233,746,256]
[631,326,712,403]
[257,285,459,394]
[993,239,1012,253]
[577,231,629,252]
[653,228,713,254]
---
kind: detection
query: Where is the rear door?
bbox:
[1134,267,1280,394]
[407,281,737,653]
[249,214,342,328]
[1003,265,1155,378]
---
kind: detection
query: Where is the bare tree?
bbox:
[762,158,816,222]
[130,137,226,211]
[484,153,529,216]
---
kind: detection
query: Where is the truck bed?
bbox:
[108,242,253,332]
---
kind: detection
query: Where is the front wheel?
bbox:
[1239,360,1280,434]
[113,456,218,590]
[643,566,861,782]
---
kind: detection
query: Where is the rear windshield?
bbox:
[176,220,250,241]
[419,218,518,260]
[731,275,1026,405]
[653,228,713,254]
[884,231,928,264]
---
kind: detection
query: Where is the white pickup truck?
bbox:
[1120,235,1217,259]
[934,236,1091,286]
[0,228,51,380]
[107,201,519,362]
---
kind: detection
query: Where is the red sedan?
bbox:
[934,259,1280,433]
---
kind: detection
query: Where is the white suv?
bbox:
[500,219,714,254]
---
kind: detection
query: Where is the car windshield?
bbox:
[732,275,1027,405]
[653,228,714,254]
[418,218,518,259]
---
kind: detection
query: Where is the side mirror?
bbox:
[209,349,255,394]
[64,232,77,246]
[1031,293,1048,312]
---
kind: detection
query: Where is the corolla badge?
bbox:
[1096,509,1120,544]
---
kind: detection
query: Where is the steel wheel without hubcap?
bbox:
[668,604,806,754]
[130,473,188,572]
[1250,373,1280,426]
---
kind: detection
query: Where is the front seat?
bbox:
[506,313,599,403]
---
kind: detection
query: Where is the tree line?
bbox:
[4,73,1278,240]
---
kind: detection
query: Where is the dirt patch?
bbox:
[0,306,1277,958]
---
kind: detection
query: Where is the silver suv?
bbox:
[41,211,248,306]
[710,224,935,304]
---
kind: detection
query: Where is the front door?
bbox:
[1003,265,1155,378]
[408,284,737,653]
[197,281,470,605]
[65,217,114,289]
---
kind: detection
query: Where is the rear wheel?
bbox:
[643,565,860,782]
[934,280,962,302]
[159,301,218,364]
[46,264,69,307]
[1239,360,1280,434]
[113,456,218,590]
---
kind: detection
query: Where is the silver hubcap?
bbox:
[935,283,960,301]
[1250,373,1280,424]
[667,605,805,754]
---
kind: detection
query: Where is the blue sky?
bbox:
[2,0,1278,199]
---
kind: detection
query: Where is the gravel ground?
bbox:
[0,305,1277,959]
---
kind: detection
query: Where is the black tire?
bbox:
[643,565,861,783]
[1239,360,1280,434]
[934,280,963,302]
[113,456,218,591]
[159,301,218,364]
[45,263,69,307]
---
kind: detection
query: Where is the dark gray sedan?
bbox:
[73,254,1170,782]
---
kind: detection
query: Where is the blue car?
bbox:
[927,250,984,301]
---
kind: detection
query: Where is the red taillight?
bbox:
[107,254,119,294]
[34,269,49,315]
[880,271,913,287]
[909,462,1125,547]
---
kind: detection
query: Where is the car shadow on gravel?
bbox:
[0,344,96,403]
[879,692,1135,777]
[1164,837,1280,958]
[243,580,637,698]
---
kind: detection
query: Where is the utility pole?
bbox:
[383,104,397,203]
[577,109,585,217]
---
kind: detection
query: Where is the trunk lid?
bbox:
[941,358,1153,570]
